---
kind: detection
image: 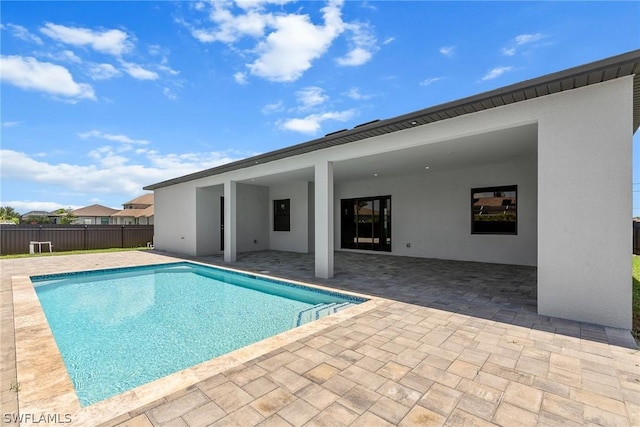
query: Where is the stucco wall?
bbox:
[335,157,538,265]
[269,181,311,253]
[537,77,632,328]
[237,183,269,252]
[196,186,223,256]
[154,183,197,255]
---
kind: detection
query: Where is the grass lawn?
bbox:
[633,256,640,342]
[0,247,150,259]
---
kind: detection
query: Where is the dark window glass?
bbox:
[341,196,391,251]
[274,199,290,231]
[471,185,517,234]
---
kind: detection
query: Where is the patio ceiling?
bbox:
[238,123,537,186]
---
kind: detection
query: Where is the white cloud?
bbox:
[187,0,376,82]
[502,33,546,56]
[481,66,513,81]
[119,61,159,80]
[420,77,444,86]
[2,121,22,128]
[0,147,248,199]
[40,23,132,56]
[234,71,248,85]
[148,44,162,56]
[188,2,274,43]
[515,33,544,45]
[163,87,178,100]
[295,86,328,109]
[343,87,372,100]
[5,23,43,45]
[261,100,284,114]
[157,64,180,76]
[439,46,455,57]
[88,63,121,80]
[248,1,345,82]
[40,49,83,64]
[0,55,95,101]
[382,37,395,45]
[336,47,371,67]
[279,109,355,134]
[336,21,377,67]
[78,130,150,145]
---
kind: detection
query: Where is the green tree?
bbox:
[54,208,78,224]
[0,206,20,224]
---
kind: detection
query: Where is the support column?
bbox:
[314,161,334,278]
[224,180,237,263]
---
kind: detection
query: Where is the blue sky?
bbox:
[1,1,639,214]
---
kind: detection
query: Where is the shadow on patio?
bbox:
[182,250,635,349]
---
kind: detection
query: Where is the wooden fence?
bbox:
[0,224,154,255]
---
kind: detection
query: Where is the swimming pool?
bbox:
[32,262,365,406]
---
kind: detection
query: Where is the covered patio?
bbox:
[149,51,640,330]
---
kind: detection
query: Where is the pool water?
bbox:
[32,262,364,406]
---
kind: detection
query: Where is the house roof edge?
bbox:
[144,49,640,191]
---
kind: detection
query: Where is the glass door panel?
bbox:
[340,196,391,252]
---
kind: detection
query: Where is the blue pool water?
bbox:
[32,262,365,406]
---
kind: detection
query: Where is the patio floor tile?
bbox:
[2,250,638,427]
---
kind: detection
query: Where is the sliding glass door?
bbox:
[341,196,391,251]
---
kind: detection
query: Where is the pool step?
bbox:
[295,302,356,327]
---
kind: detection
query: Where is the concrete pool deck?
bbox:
[1,250,639,426]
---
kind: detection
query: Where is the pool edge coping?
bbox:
[12,262,384,426]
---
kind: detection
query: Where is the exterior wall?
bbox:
[154,183,197,255]
[335,157,538,265]
[269,181,311,253]
[537,77,632,329]
[237,183,269,252]
[196,186,223,256]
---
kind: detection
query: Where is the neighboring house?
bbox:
[145,50,639,330]
[20,211,62,224]
[72,204,120,225]
[111,194,154,225]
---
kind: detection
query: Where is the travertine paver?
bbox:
[1,250,639,427]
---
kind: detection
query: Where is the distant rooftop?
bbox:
[72,204,120,217]
[123,193,154,206]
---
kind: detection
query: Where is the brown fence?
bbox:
[634,221,640,255]
[0,224,154,255]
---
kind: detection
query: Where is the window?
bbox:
[273,199,290,231]
[341,196,391,251]
[471,185,517,234]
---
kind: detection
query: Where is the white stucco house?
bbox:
[145,50,640,330]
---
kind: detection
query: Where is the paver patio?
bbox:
[1,250,638,426]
